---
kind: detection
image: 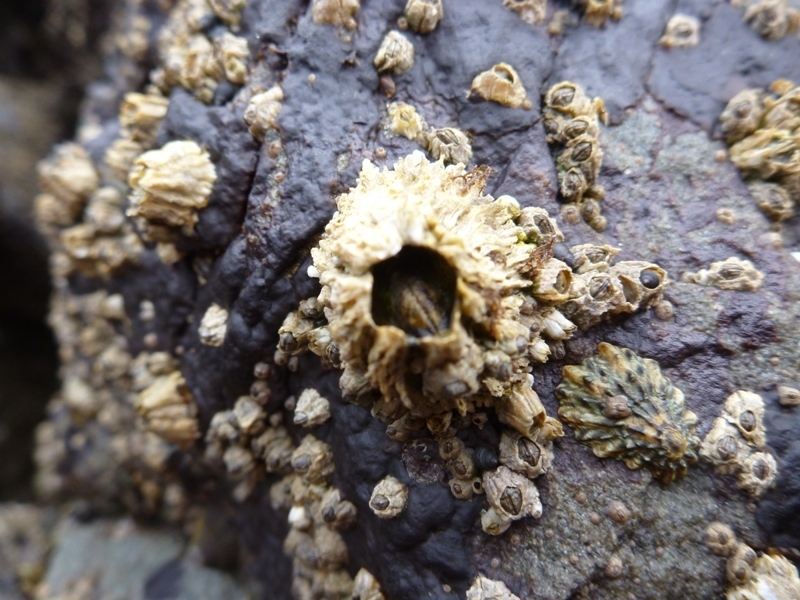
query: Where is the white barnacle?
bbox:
[198,303,229,347]
[373,30,414,75]
[369,475,408,518]
[293,388,331,427]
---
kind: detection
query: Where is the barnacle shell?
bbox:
[374,31,414,75]
[483,466,542,527]
[214,32,249,85]
[311,0,360,29]
[294,388,332,427]
[37,142,100,222]
[425,127,473,166]
[778,385,800,407]
[352,568,385,600]
[244,86,284,141]
[466,575,521,600]
[706,522,738,557]
[127,140,217,241]
[369,475,408,518]
[291,435,335,484]
[385,102,426,141]
[737,451,778,498]
[555,342,700,483]
[727,543,758,586]
[727,552,800,600]
[720,89,766,145]
[723,390,766,448]
[749,182,795,222]
[699,417,746,475]
[469,64,532,110]
[503,0,546,26]
[658,14,701,49]
[134,370,200,449]
[198,303,229,347]
[743,0,800,40]
[119,92,169,145]
[498,430,553,479]
[404,0,444,34]
[583,0,623,27]
[682,257,764,292]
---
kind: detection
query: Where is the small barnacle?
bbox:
[728,552,800,600]
[252,428,295,473]
[682,257,764,292]
[482,466,542,535]
[605,554,624,578]
[127,140,217,241]
[37,142,100,222]
[291,435,335,484]
[570,244,619,274]
[743,0,800,40]
[104,137,145,183]
[311,0,360,29]
[469,63,532,110]
[119,92,169,145]
[582,0,623,27]
[198,303,229,347]
[373,31,414,75]
[658,14,701,49]
[208,0,246,29]
[503,0,546,26]
[706,522,737,557]
[352,568,386,600]
[544,82,606,121]
[214,32,249,85]
[404,0,444,34]
[727,543,757,586]
[699,417,746,474]
[385,102,426,141]
[223,445,256,481]
[134,370,200,449]
[233,395,266,436]
[779,385,800,407]
[555,342,700,483]
[448,447,477,480]
[762,81,800,130]
[244,86,284,141]
[466,575,521,600]
[369,475,408,518]
[517,206,565,245]
[723,390,766,448]
[737,451,778,498]
[498,430,553,479]
[318,488,357,530]
[425,127,473,166]
[749,181,795,221]
[294,388,332,427]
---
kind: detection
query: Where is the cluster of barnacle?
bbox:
[150,0,249,104]
[682,257,764,292]
[720,79,800,223]
[543,81,609,231]
[699,391,778,498]
[555,342,701,483]
[383,101,473,166]
[705,521,800,598]
[738,0,800,40]
[658,14,701,49]
[0,505,48,596]
[581,0,623,27]
[277,152,668,534]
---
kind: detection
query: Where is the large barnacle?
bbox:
[369,476,408,518]
[469,64,532,110]
[555,342,700,483]
[481,466,542,535]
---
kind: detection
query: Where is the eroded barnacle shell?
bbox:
[369,475,408,518]
[503,0,546,26]
[208,0,246,29]
[582,0,623,27]
[127,140,217,241]
[134,370,200,449]
[658,14,701,49]
[517,206,565,245]
[198,303,229,347]
[425,127,473,166]
[311,0,360,29]
[498,430,553,479]
[727,552,800,600]
[292,435,335,484]
[385,102,426,141]
[469,64,532,110]
[244,86,284,141]
[682,257,764,292]
[555,342,700,483]
[706,522,738,557]
[233,396,266,436]
[724,390,766,447]
[481,466,542,535]
[532,259,573,303]
[294,388,332,427]
[749,181,795,221]
[738,451,778,498]
[721,89,766,145]
[352,568,386,600]
[374,31,414,75]
[743,0,800,40]
[466,575,521,600]
[699,418,746,475]
[404,0,444,34]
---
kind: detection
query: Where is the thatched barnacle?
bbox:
[373,30,414,75]
[404,0,444,34]
[555,342,700,483]
[311,0,360,29]
[469,63,532,110]
[742,0,800,40]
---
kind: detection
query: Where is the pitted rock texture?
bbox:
[27,0,800,599]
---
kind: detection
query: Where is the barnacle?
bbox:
[555,342,700,483]
[498,430,554,479]
[127,140,217,241]
[134,370,200,449]
[214,32,249,85]
[727,543,758,586]
[404,0,444,34]
[352,568,385,600]
[706,522,737,557]
[369,475,408,518]
[658,14,701,49]
[36,142,100,225]
[244,86,284,141]
[682,257,764,292]
[373,30,414,75]
[737,451,778,498]
[291,435,335,485]
[743,0,800,40]
[311,0,360,29]
[469,63,532,110]
[749,181,795,221]
[727,552,800,600]
[119,92,169,145]
[294,388,332,427]
[208,0,247,29]
[385,101,426,141]
[582,0,623,27]
[720,89,766,145]
[503,0,546,26]
[481,465,542,535]
[466,575,521,600]
[778,385,800,406]
[198,303,229,347]
[424,127,472,165]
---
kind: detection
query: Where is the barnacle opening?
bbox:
[370,245,457,338]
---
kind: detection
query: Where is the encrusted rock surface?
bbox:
[6,0,800,599]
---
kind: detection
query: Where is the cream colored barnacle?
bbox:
[134,370,200,449]
[723,390,766,447]
[294,388,331,427]
[682,257,764,292]
[127,140,217,242]
[737,451,778,498]
[119,92,169,145]
[369,475,408,518]
[749,182,795,222]
[743,0,800,40]
[291,435,335,484]
[503,0,546,26]
[198,303,229,347]
[779,385,800,407]
[555,342,700,483]
[706,522,737,557]
[469,63,532,110]
[37,142,100,225]
[582,0,623,27]
[385,102,426,141]
[727,551,800,599]
[481,466,542,535]
[720,89,765,145]
[214,32,249,85]
[658,14,701,49]
[373,30,414,75]
[424,127,472,166]
[352,568,386,600]
[466,575,521,600]
[311,0,360,29]
[244,86,284,141]
[404,0,444,34]
[498,430,553,479]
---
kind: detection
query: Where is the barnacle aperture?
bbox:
[555,342,700,483]
[370,246,456,338]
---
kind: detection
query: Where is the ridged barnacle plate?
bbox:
[555,342,700,483]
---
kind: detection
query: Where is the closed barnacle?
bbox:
[449,478,476,500]
[134,370,200,449]
[404,0,444,34]
[727,552,800,600]
[291,435,335,484]
[582,0,623,27]
[749,181,795,221]
[37,142,100,223]
[439,435,464,461]
[699,417,746,475]
[658,14,701,49]
[352,568,386,600]
[498,430,553,479]
[743,0,800,40]
[244,86,284,141]
[233,395,266,436]
[223,445,256,480]
[208,0,246,29]
[469,63,532,110]
[369,476,408,518]
[294,389,332,427]
[724,390,767,447]
[727,543,757,586]
[119,92,169,145]
[448,448,477,480]
[559,167,587,202]
[466,575,521,600]
[483,466,542,532]
[544,81,607,123]
[682,257,764,292]
[503,0,546,26]
[251,427,295,473]
[738,451,778,498]
[571,244,619,274]
[374,31,414,75]
[311,0,360,29]
[579,198,607,232]
[318,488,357,530]
[385,102,427,141]
[198,303,229,347]
[779,385,800,407]
[706,522,737,557]
[425,127,473,166]
[556,343,700,483]
[213,32,249,85]
[517,206,564,245]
